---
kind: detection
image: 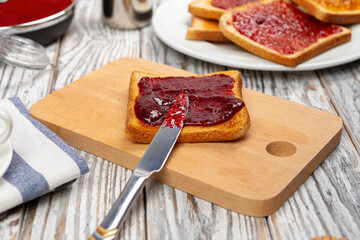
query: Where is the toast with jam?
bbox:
[125,71,251,143]
[189,0,259,20]
[219,0,352,67]
[189,0,226,20]
[291,0,360,24]
[186,16,230,42]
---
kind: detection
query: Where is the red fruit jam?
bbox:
[212,0,259,10]
[163,94,188,128]
[231,0,343,55]
[135,74,245,126]
[0,0,73,27]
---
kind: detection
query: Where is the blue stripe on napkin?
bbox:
[0,98,89,213]
[3,151,50,201]
[9,98,89,174]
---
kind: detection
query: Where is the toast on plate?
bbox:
[291,0,360,24]
[189,0,259,20]
[189,0,226,20]
[219,0,352,67]
[125,71,251,143]
[186,16,230,42]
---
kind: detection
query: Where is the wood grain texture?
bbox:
[142,34,274,237]
[239,69,360,239]
[29,57,344,217]
[140,22,272,239]
[143,39,359,238]
[317,61,360,154]
[0,40,61,240]
[145,179,273,240]
[41,1,146,239]
[1,0,146,239]
[0,42,60,106]
[0,0,359,239]
[52,0,141,92]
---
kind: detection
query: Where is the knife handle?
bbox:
[90,172,148,240]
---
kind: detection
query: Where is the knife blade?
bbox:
[90,93,189,240]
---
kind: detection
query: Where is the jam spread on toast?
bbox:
[211,0,259,10]
[135,74,244,126]
[231,0,343,55]
[313,0,360,11]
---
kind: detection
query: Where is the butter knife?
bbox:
[90,93,189,240]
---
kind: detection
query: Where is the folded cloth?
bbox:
[0,98,89,213]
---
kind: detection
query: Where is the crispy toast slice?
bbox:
[219,0,352,67]
[125,71,251,143]
[291,0,360,24]
[189,0,226,20]
[189,0,259,20]
[186,16,230,42]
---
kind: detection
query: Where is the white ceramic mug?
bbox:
[0,107,13,146]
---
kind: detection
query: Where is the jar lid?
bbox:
[0,34,49,69]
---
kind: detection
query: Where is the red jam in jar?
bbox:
[0,0,73,26]
[135,74,245,126]
[212,0,259,10]
[231,0,343,55]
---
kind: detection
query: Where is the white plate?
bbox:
[0,140,13,178]
[152,0,360,71]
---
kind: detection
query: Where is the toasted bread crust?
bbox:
[219,0,352,67]
[125,71,251,143]
[291,0,360,24]
[189,0,226,20]
[186,17,230,42]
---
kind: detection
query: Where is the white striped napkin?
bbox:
[0,98,89,213]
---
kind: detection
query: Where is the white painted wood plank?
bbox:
[53,0,141,91]
[1,0,145,239]
[317,61,360,153]
[37,0,145,239]
[0,41,60,107]
[146,180,272,240]
[1,0,359,239]
[0,206,26,240]
[0,39,60,240]
[240,68,360,240]
[140,19,360,238]
[17,151,145,240]
[140,15,271,238]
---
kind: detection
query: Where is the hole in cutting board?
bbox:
[266,141,297,157]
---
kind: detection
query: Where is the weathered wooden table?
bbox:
[0,0,359,239]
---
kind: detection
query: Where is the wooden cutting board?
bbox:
[30,58,342,216]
